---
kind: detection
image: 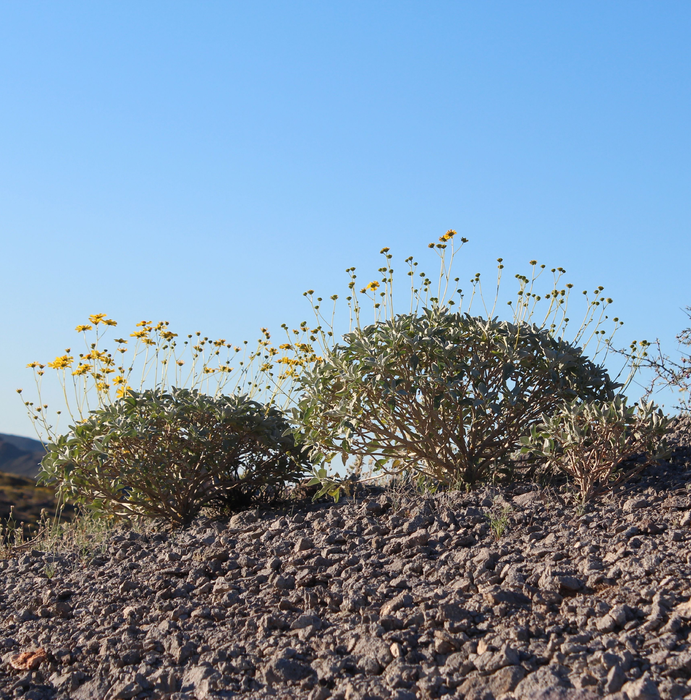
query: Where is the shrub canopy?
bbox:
[40,387,310,525]
[296,307,619,486]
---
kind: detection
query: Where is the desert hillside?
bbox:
[0,433,45,479]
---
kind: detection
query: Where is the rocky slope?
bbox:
[1,421,691,700]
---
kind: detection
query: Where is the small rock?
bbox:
[623,497,650,513]
[621,674,661,700]
[488,664,525,695]
[474,644,520,674]
[294,537,314,552]
[513,491,541,507]
[605,664,626,694]
[380,592,413,617]
[274,574,296,590]
[291,613,322,630]
[514,666,573,700]
[109,677,142,699]
[263,656,314,685]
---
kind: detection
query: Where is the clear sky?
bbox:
[1,1,690,438]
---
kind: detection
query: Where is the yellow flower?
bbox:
[130,330,149,339]
[440,229,457,242]
[72,364,91,376]
[88,313,107,325]
[361,281,380,293]
[26,362,39,369]
[113,375,126,385]
[161,331,178,340]
[136,320,152,328]
[115,385,132,399]
[75,324,93,332]
[83,350,109,361]
[96,382,109,391]
[47,355,73,370]
[114,338,128,344]
[103,319,117,327]
[279,343,293,350]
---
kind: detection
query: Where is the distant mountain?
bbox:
[0,433,44,453]
[0,433,46,479]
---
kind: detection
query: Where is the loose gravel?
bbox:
[2,419,691,700]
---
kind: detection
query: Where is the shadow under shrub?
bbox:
[40,388,310,526]
[296,307,620,489]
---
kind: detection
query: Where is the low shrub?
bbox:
[520,397,670,503]
[297,307,619,490]
[39,387,310,526]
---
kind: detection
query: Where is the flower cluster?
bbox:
[22,315,295,439]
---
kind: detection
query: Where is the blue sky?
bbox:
[1,1,690,438]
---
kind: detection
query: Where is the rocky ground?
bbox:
[1,420,691,700]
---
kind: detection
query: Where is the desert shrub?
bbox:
[296,306,619,490]
[275,232,644,500]
[39,387,309,526]
[520,397,669,503]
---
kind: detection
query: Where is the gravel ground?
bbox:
[1,419,691,700]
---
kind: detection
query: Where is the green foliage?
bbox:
[296,307,619,493]
[520,397,670,503]
[487,505,512,540]
[39,387,309,526]
[306,466,356,503]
